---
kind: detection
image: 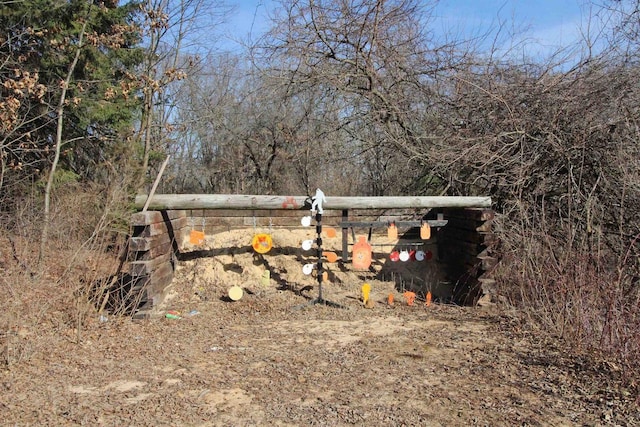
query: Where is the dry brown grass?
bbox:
[494,221,640,396]
[1,185,638,409]
[0,183,131,368]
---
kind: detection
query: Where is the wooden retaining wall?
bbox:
[127,196,497,311]
[128,210,187,311]
[439,208,498,304]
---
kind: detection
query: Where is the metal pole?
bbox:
[316,212,323,301]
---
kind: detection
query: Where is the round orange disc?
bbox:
[251,233,273,254]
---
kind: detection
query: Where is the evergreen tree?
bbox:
[0,0,144,194]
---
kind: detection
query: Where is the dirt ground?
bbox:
[1,228,638,426]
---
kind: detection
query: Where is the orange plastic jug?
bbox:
[352,236,372,270]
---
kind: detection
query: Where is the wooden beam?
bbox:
[131,210,186,226]
[130,253,172,276]
[129,234,172,252]
[340,220,448,228]
[131,216,188,237]
[134,194,492,210]
[443,208,495,221]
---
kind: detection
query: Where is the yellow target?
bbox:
[252,233,273,254]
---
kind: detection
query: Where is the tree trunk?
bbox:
[39,13,90,265]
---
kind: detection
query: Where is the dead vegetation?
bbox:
[2,0,640,423]
[1,226,639,425]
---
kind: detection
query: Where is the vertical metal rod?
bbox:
[341,209,349,261]
[316,212,323,301]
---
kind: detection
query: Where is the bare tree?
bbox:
[135,0,230,190]
[250,0,472,195]
[40,8,92,264]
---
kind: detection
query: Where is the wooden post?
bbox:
[341,209,349,262]
[142,155,170,212]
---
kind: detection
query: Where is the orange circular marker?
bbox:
[324,227,337,238]
[252,233,273,254]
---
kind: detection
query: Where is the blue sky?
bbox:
[220,0,591,56]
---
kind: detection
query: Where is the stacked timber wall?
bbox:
[126,195,497,311]
[439,208,498,304]
[128,210,187,310]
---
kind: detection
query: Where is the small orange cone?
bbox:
[425,291,432,307]
[387,293,394,306]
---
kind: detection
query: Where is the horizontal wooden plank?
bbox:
[131,267,174,309]
[147,267,175,299]
[196,209,343,218]
[324,196,492,210]
[182,217,347,229]
[128,241,173,261]
[129,233,173,252]
[340,220,448,228]
[443,227,497,245]
[130,254,173,276]
[131,260,174,285]
[132,216,188,237]
[130,210,186,226]
[135,194,492,210]
[445,218,493,232]
[442,208,495,222]
[131,211,164,225]
[478,255,499,271]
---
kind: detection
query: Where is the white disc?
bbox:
[302,239,313,251]
[301,216,312,227]
[302,263,314,275]
[228,285,243,301]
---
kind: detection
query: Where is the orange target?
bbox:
[352,236,372,270]
[251,233,273,254]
